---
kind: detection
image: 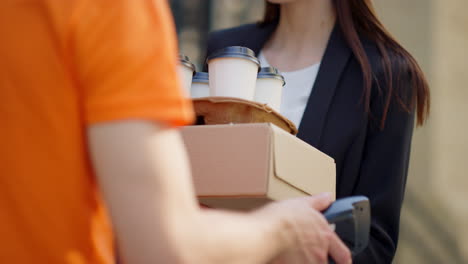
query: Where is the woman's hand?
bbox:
[258,194,352,264]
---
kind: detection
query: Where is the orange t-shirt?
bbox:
[0,1,193,263]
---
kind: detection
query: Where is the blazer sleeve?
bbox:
[202,33,213,72]
[203,31,223,72]
[353,70,415,263]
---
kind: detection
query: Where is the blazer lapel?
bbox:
[297,25,352,147]
[244,22,351,148]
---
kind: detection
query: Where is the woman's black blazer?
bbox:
[205,21,415,264]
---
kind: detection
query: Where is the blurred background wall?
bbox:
[170,1,468,263]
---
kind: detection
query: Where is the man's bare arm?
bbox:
[88,121,351,264]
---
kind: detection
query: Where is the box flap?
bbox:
[270,124,336,197]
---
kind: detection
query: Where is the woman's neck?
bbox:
[263,0,335,71]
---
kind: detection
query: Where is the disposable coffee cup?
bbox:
[191,72,210,98]
[254,67,285,112]
[207,46,260,100]
[178,54,196,95]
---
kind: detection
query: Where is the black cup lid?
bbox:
[257,67,285,86]
[192,72,209,83]
[206,46,260,69]
[179,54,196,73]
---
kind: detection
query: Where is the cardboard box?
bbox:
[181,123,336,210]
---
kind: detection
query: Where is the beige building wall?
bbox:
[375,0,468,262]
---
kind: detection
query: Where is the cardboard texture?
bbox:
[181,123,336,210]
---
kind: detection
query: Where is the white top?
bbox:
[258,51,320,128]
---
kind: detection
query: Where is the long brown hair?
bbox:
[262,1,430,128]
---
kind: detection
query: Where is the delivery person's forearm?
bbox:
[189,209,289,264]
[88,122,200,263]
[105,204,288,264]
[88,121,290,263]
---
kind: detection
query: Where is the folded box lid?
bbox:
[270,124,336,197]
[181,123,336,199]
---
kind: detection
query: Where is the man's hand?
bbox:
[260,194,352,264]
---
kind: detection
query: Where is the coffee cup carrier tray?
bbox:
[192,97,298,135]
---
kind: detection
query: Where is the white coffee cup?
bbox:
[178,54,196,96]
[191,72,210,98]
[207,46,260,100]
[254,67,285,112]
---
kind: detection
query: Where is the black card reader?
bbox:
[323,196,370,261]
